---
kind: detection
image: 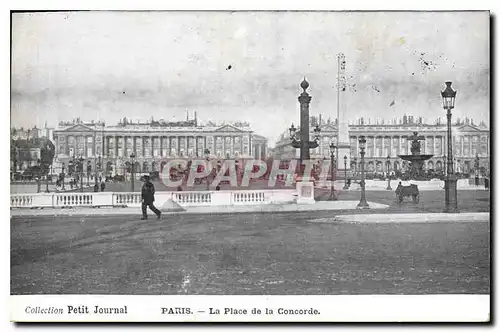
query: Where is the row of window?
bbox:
[103,148,248,158]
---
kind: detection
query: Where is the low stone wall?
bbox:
[10,189,297,209]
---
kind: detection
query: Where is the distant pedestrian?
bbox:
[94,183,99,192]
[395,181,402,196]
[141,175,161,220]
[100,181,105,192]
[177,185,183,191]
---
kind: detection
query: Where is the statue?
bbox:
[410,132,423,155]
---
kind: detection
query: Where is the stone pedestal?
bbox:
[444,175,458,213]
[296,181,315,204]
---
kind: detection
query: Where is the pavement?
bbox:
[11,211,490,295]
[309,212,490,224]
[10,200,390,217]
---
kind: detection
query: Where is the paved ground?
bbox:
[11,210,490,295]
[314,189,490,213]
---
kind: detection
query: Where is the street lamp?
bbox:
[343,155,349,189]
[329,142,337,200]
[442,155,447,177]
[86,160,91,186]
[204,148,211,191]
[79,156,84,192]
[353,157,357,175]
[475,154,480,175]
[61,162,66,191]
[289,123,297,140]
[357,135,369,209]
[130,153,136,192]
[68,158,74,177]
[386,155,392,190]
[97,155,102,182]
[44,160,50,193]
[441,81,458,212]
[36,159,41,193]
[45,171,50,193]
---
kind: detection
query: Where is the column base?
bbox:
[444,176,458,213]
[356,200,370,209]
[296,181,315,204]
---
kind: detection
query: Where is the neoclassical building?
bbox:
[274,120,490,174]
[53,118,268,175]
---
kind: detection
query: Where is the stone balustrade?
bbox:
[232,191,266,204]
[10,189,297,209]
[55,194,94,207]
[113,193,142,207]
[172,192,212,206]
[11,195,35,208]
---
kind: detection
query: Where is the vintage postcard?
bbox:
[9,10,490,323]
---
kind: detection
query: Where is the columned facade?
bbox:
[53,122,266,175]
[273,123,490,175]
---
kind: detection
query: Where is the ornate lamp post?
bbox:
[442,155,446,176]
[329,143,337,200]
[61,162,66,191]
[45,172,50,193]
[130,153,136,192]
[353,157,357,175]
[289,78,320,165]
[68,158,74,177]
[441,81,458,213]
[35,159,41,193]
[97,155,102,182]
[45,161,50,193]
[343,155,349,189]
[474,154,480,187]
[86,160,91,186]
[204,148,211,191]
[357,136,369,209]
[79,156,84,192]
[475,154,480,175]
[386,155,392,190]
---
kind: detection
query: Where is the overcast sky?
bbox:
[11,11,489,145]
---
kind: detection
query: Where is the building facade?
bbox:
[53,119,268,175]
[274,121,490,174]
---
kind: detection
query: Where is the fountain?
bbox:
[398,132,433,180]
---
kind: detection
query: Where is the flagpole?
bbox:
[337,54,340,145]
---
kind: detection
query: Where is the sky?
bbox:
[11,11,489,145]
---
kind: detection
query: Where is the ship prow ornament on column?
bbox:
[336,53,352,184]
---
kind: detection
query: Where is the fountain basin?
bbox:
[398,154,434,162]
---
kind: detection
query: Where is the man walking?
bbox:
[141,175,161,220]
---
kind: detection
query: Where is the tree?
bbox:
[11,140,18,171]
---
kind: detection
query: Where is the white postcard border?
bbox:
[10,294,490,322]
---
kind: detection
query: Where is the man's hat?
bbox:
[144,174,151,179]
